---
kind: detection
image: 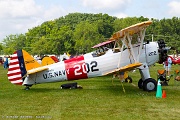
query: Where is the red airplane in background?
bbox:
[168,56,180,64]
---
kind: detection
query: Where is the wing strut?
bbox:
[117,25,148,68]
[137,28,146,61]
[117,39,125,68]
[103,21,152,75]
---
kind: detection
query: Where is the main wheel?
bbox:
[138,79,143,89]
[143,78,157,92]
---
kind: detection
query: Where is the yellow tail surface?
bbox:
[22,50,41,70]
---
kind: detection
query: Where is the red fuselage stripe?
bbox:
[64,55,88,80]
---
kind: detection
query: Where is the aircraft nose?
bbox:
[157,39,168,64]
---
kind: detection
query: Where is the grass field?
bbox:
[1,64,180,120]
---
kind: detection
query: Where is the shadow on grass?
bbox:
[22,87,62,93]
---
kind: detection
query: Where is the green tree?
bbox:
[2,34,26,54]
[73,21,104,54]
[2,13,180,55]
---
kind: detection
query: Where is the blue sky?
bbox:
[0,0,180,42]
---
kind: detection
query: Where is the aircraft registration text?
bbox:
[43,70,66,79]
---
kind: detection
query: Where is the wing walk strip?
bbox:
[7,52,23,85]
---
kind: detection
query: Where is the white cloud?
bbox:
[0,0,43,41]
[1,0,176,43]
[168,1,180,16]
[81,0,131,11]
[80,0,131,19]
[113,13,128,18]
[0,0,68,42]
[43,5,67,20]
[0,0,42,18]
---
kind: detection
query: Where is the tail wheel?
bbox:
[143,78,157,92]
[25,86,30,90]
[138,79,143,89]
[24,84,32,90]
[125,76,132,83]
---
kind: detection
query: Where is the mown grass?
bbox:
[0,64,180,120]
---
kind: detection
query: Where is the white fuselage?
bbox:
[23,42,159,85]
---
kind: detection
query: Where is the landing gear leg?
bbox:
[138,63,157,92]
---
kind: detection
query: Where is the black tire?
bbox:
[138,79,143,89]
[125,76,132,83]
[143,78,157,92]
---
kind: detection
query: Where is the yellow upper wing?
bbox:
[110,21,152,40]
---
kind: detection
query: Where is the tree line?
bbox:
[1,13,180,55]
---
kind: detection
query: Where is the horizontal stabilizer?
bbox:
[27,67,48,75]
[103,62,142,75]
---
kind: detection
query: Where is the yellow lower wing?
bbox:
[103,62,142,75]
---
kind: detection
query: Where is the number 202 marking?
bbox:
[74,61,99,75]
[149,51,157,56]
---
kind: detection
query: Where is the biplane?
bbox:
[7,21,168,91]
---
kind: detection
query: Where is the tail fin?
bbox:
[7,50,41,85]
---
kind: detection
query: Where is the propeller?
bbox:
[157,39,168,64]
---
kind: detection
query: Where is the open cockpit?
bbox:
[91,40,123,57]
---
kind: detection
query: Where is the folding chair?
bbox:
[174,70,180,86]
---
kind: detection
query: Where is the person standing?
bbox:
[3,56,9,69]
[163,56,172,77]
